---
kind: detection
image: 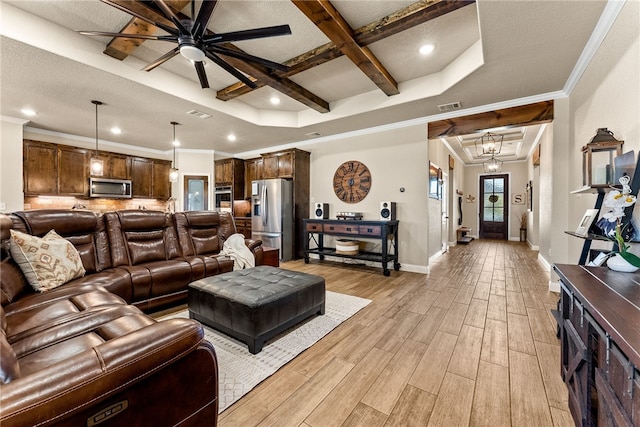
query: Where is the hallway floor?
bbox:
[219,240,572,426]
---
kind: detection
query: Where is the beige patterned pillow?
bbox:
[9,229,86,292]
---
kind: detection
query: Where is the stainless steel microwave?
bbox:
[89,177,132,198]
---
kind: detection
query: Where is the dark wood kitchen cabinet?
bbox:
[24,140,88,196]
[58,145,89,195]
[131,158,171,199]
[152,160,171,200]
[93,152,130,179]
[23,140,58,195]
[215,158,244,200]
[244,157,263,198]
[262,150,294,179]
[131,157,152,198]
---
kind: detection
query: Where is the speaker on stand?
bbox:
[379,202,396,221]
[313,203,329,219]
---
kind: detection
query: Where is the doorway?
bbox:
[441,171,449,253]
[184,175,209,211]
[479,174,509,239]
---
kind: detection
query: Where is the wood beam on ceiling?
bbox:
[217,46,330,113]
[427,100,554,139]
[101,0,187,60]
[292,0,398,96]
[217,0,475,101]
[99,0,330,113]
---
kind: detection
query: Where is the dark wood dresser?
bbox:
[553,264,640,426]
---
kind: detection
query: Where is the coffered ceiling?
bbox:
[0,0,612,161]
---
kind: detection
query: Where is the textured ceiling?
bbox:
[0,0,610,162]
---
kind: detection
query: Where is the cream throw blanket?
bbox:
[221,234,255,270]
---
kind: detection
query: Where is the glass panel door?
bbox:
[480,174,509,239]
[183,175,209,211]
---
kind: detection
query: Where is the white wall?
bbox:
[305,125,429,273]
[552,0,640,266]
[0,117,26,212]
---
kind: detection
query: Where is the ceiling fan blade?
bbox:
[78,31,176,42]
[194,61,210,89]
[100,0,178,36]
[193,0,218,38]
[211,46,289,72]
[154,0,189,35]
[202,25,291,44]
[142,47,180,71]
[205,51,258,89]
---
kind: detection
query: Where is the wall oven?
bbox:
[214,186,232,212]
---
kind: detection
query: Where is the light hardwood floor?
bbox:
[218,240,573,427]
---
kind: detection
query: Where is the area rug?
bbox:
[159,291,371,412]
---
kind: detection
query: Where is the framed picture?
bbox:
[512,193,525,205]
[429,162,439,199]
[575,208,600,236]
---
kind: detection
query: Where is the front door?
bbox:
[480,174,509,239]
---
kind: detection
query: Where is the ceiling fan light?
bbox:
[180,45,205,62]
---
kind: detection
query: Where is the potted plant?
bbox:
[596,175,640,271]
[520,211,527,242]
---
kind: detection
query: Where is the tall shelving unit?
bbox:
[567,154,640,265]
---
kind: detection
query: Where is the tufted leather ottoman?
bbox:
[187,266,325,354]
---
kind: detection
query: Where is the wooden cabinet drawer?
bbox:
[359,225,381,237]
[323,223,359,234]
[306,222,323,232]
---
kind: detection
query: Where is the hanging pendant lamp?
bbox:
[90,100,104,176]
[169,121,180,183]
[483,155,503,173]
[475,131,504,156]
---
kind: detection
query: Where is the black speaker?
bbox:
[379,201,396,221]
[313,203,329,219]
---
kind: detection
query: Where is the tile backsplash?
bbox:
[24,196,168,213]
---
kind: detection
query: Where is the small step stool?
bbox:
[457,227,473,244]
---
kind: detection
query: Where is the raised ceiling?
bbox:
[0,0,611,160]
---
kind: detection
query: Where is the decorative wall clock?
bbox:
[333,161,371,203]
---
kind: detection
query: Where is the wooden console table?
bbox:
[553,264,640,426]
[303,219,400,276]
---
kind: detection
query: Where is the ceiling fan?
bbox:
[79,0,292,89]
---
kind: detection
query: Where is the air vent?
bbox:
[186,109,212,119]
[305,132,322,138]
[437,102,462,112]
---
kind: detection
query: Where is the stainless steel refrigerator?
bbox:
[251,178,294,261]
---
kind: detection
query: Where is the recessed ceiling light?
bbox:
[227,134,237,142]
[110,127,122,135]
[172,140,181,147]
[419,44,435,56]
[21,108,36,116]
[270,96,281,105]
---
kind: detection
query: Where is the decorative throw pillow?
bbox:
[9,229,86,292]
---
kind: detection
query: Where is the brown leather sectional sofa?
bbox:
[0,209,264,426]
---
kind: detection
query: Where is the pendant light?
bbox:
[483,155,503,173]
[90,100,104,176]
[169,121,180,183]
[475,131,504,156]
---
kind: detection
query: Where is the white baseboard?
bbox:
[528,241,539,250]
[429,250,443,265]
[537,253,551,271]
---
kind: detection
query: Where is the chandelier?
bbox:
[484,156,503,173]
[475,131,504,156]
